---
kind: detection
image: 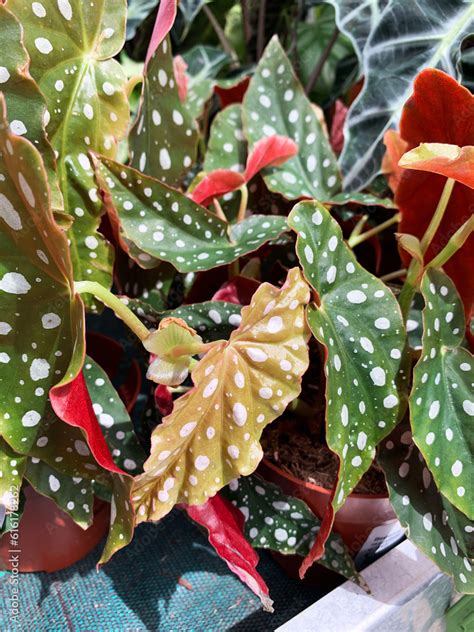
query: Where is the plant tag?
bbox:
[354,520,405,569]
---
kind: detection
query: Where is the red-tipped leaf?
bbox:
[245,135,298,183]
[190,169,245,206]
[145,0,178,67]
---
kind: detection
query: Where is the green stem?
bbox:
[202,5,239,67]
[420,178,455,254]
[348,213,400,248]
[305,26,339,95]
[74,281,149,341]
[426,215,474,270]
[397,263,421,322]
[347,214,369,243]
[237,184,249,223]
[171,340,226,358]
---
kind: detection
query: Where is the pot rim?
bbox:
[261,457,389,500]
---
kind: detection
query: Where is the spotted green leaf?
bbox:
[130,36,198,186]
[0,96,84,455]
[242,36,340,200]
[410,269,473,518]
[95,157,288,272]
[288,201,405,547]
[325,192,397,209]
[169,301,243,342]
[132,268,310,523]
[25,459,95,529]
[204,104,247,173]
[379,421,473,593]
[83,358,145,475]
[0,439,27,514]
[8,0,130,300]
[0,5,62,210]
[224,474,362,584]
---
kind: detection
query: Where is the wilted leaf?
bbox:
[288,200,405,572]
[410,270,473,518]
[338,0,474,190]
[185,493,273,611]
[224,474,362,584]
[243,36,340,200]
[0,95,84,456]
[95,157,288,272]
[8,0,130,299]
[399,143,474,189]
[132,268,310,523]
[130,36,198,186]
[379,421,473,593]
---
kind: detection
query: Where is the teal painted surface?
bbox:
[0,510,325,631]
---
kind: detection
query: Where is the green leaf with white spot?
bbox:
[132,268,310,524]
[242,36,340,200]
[324,192,397,209]
[25,458,95,529]
[288,200,405,554]
[0,439,26,514]
[8,0,130,301]
[83,358,145,474]
[224,474,362,584]
[95,157,288,272]
[0,96,84,456]
[169,301,243,342]
[410,269,473,518]
[379,421,473,593]
[204,104,247,173]
[0,5,62,210]
[130,36,198,186]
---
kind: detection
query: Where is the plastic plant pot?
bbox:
[258,458,397,558]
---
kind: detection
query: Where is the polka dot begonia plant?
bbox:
[0,1,472,607]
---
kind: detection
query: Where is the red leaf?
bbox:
[145,0,178,68]
[212,276,260,305]
[50,372,127,477]
[190,169,245,206]
[154,384,174,416]
[382,130,408,194]
[330,100,348,155]
[245,135,298,183]
[173,55,188,103]
[215,77,250,107]
[186,495,273,611]
[399,143,474,189]
[396,69,474,320]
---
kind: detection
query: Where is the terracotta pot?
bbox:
[0,333,141,573]
[0,486,110,572]
[258,458,397,557]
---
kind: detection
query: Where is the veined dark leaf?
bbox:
[132,268,310,523]
[95,157,288,272]
[339,0,474,190]
[126,0,160,40]
[288,200,405,570]
[8,0,131,300]
[379,421,473,593]
[130,36,198,186]
[410,270,473,518]
[243,36,340,200]
[182,45,230,119]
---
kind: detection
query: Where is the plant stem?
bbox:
[426,215,474,269]
[202,5,239,67]
[213,198,227,222]
[305,26,339,95]
[379,268,407,283]
[237,184,249,223]
[397,263,421,321]
[347,214,369,243]
[420,177,455,254]
[240,0,252,49]
[74,281,149,341]
[256,0,267,60]
[171,340,226,358]
[348,213,400,248]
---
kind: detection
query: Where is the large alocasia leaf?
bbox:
[129,36,198,186]
[242,36,340,200]
[185,494,273,612]
[224,474,362,584]
[0,95,84,457]
[95,157,288,272]
[0,5,61,210]
[288,200,405,572]
[410,269,473,519]
[8,0,130,298]
[339,0,474,191]
[379,421,473,593]
[395,69,474,320]
[132,268,310,523]
[396,69,474,320]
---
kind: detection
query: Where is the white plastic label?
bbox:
[355,520,405,568]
